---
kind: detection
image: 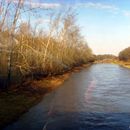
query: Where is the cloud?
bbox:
[75,2,130,17]
[35,18,50,24]
[12,0,61,9]
[28,2,61,9]
[77,2,119,11]
[8,1,119,12]
[123,10,130,17]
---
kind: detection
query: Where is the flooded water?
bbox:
[4,64,130,130]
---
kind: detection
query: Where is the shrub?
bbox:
[119,47,130,61]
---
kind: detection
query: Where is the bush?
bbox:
[0,1,94,87]
[119,47,130,61]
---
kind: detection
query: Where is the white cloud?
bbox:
[123,10,130,17]
[28,2,61,9]
[77,2,119,11]
[35,18,50,24]
[12,0,61,9]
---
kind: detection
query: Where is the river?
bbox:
[4,64,130,130]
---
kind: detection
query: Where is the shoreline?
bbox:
[0,63,91,129]
[94,60,130,69]
[116,61,130,69]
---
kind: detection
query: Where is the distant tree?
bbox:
[119,47,130,61]
[96,54,117,61]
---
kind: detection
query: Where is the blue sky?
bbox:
[27,0,130,55]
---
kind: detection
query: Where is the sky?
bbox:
[24,0,130,55]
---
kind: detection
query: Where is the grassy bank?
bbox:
[0,64,90,129]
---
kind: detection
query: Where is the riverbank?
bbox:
[94,59,130,69]
[115,61,130,69]
[0,64,90,129]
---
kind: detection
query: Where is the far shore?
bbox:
[94,59,130,69]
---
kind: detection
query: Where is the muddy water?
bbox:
[4,64,130,130]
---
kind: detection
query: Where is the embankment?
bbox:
[0,63,91,129]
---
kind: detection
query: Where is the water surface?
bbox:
[4,64,130,130]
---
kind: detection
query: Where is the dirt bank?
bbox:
[0,63,91,129]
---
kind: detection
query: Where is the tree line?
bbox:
[95,48,130,62]
[0,1,94,88]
